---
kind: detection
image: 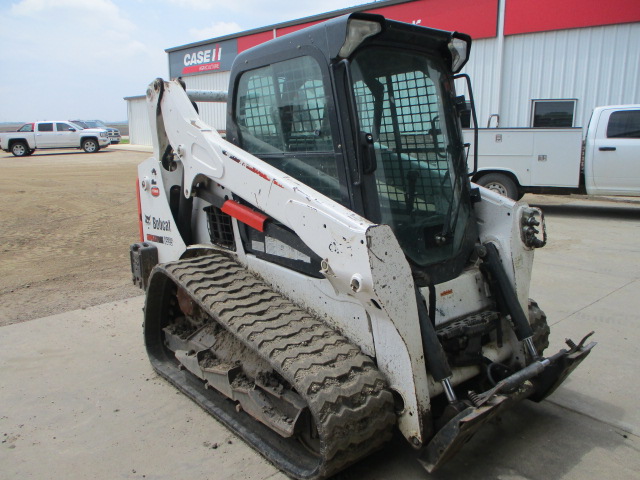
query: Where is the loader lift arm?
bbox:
[144,75,438,451]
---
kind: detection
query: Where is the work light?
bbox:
[339,19,382,58]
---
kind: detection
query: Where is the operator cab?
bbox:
[227,13,476,285]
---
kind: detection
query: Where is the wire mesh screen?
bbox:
[350,47,469,267]
[241,73,281,150]
[237,57,334,154]
[204,205,235,250]
[354,70,451,216]
[235,56,342,201]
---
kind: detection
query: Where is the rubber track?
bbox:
[157,253,396,479]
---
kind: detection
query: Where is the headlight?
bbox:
[100,132,108,137]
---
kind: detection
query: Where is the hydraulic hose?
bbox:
[479,243,533,341]
[415,287,452,382]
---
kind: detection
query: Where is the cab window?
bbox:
[607,110,640,139]
[235,55,342,202]
[18,124,33,132]
[37,123,53,132]
[56,123,74,132]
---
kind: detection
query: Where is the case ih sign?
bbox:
[168,38,238,77]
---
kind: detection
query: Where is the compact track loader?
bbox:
[130,13,595,479]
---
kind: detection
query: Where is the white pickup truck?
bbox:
[466,105,640,199]
[0,121,111,157]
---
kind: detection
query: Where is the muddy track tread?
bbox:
[273,334,352,358]
[180,264,247,279]
[285,344,361,379]
[156,252,395,479]
[193,276,264,292]
[306,366,385,406]
[232,311,311,335]
[198,285,278,306]
[213,294,288,319]
[278,344,357,375]
[180,254,233,266]
[321,383,391,430]
[193,277,263,293]
[242,315,318,338]
[250,326,330,350]
[323,401,396,459]
[217,296,292,325]
[301,355,374,383]
[326,396,395,437]
[169,258,239,275]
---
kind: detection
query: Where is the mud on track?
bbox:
[0,148,148,326]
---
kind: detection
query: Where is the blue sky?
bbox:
[0,0,368,122]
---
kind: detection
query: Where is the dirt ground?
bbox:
[0,147,148,326]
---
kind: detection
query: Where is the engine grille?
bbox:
[204,205,235,249]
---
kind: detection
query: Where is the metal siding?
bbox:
[458,38,500,127]
[184,72,231,131]
[127,97,152,146]
[125,72,231,146]
[501,23,640,127]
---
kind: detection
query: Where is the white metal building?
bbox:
[125,0,640,145]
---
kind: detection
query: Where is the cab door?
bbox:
[35,122,56,147]
[591,108,640,194]
[54,122,80,147]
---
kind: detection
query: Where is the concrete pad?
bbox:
[540,279,640,436]
[528,199,640,437]
[530,263,632,325]
[347,401,639,480]
[0,297,284,480]
[2,298,639,480]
